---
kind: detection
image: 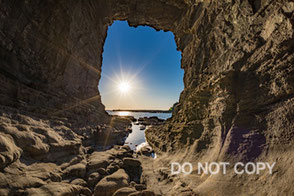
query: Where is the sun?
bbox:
[118,81,131,94]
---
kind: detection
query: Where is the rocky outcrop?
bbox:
[0,142,146,195]
[1,0,294,195]
[145,0,294,195]
[146,0,294,157]
[138,116,165,126]
[94,169,130,196]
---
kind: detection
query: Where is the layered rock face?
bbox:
[146,0,294,195]
[147,0,294,158]
[0,0,294,195]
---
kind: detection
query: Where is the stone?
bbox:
[129,190,156,196]
[130,181,137,187]
[137,144,154,157]
[135,184,146,191]
[0,133,22,168]
[87,172,101,188]
[121,145,132,151]
[122,158,142,184]
[106,163,120,174]
[137,117,164,126]
[64,162,86,178]
[71,178,87,187]
[25,182,91,196]
[94,169,130,196]
[113,187,137,196]
[123,158,141,167]
[88,151,112,173]
[97,168,108,175]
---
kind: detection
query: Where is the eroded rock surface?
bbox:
[0,0,294,195]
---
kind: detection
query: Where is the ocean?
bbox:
[106,111,172,151]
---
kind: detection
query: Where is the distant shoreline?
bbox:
[108,109,172,113]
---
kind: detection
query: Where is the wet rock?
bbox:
[138,117,164,126]
[139,125,146,130]
[110,116,132,131]
[127,127,132,133]
[137,144,154,157]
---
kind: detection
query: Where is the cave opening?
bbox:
[99,21,184,113]
[99,20,184,150]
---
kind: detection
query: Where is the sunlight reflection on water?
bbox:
[107,111,171,156]
[109,111,171,120]
[117,111,131,116]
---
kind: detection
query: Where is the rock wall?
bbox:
[0,0,294,195]
[0,0,109,126]
[147,0,294,158]
[145,0,294,195]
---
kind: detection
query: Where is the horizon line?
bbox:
[106,109,172,112]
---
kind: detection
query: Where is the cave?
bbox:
[0,0,294,195]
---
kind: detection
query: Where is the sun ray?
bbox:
[51,95,101,116]
[29,33,102,77]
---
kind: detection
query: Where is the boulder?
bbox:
[87,172,101,188]
[137,144,154,157]
[137,117,164,126]
[113,187,137,196]
[122,158,142,183]
[0,126,50,159]
[25,182,91,196]
[129,190,156,196]
[123,158,141,167]
[88,151,112,173]
[71,178,87,187]
[106,163,120,174]
[135,184,146,191]
[0,189,9,196]
[97,168,108,175]
[0,133,22,168]
[94,169,129,196]
[64,162,86,178]
[26,162,62,182]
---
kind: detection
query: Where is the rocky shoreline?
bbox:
[0,109,161,196]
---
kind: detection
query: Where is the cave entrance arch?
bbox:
[99,20,183,111]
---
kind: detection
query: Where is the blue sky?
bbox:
[99,21,183,110]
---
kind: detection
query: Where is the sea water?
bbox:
[106,111,172,150]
